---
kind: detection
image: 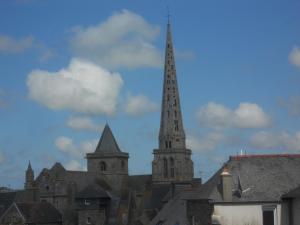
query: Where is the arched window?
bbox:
[170,157,175,178]
[163,158,168,178]
[100,161,106,172]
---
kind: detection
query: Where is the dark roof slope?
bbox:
[0,192,16,217]
[282,186,300,198]
[128,175,152,192]
[16,202,62,223]
[201,154,300,202]
[76,184,111,199]
[95,124,121,153]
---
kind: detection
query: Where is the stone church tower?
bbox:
[25,161,34,189]
[152,22,194,184]
[86,124,129,191]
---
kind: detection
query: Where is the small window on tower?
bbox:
[174,110,177,118]
[174,120,179,131]
[87,217,91,224]
[169,141,172,148]
[165,141,168,149]
[100,161,106,172]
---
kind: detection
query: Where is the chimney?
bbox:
[220,166,232,202]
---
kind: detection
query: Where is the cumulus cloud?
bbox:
[196,102,271,129]
[124,94,159,116]
[65,160,85,171]
[0,35,34,53]
[69,9,162,69]
[55,136,98,158]
[250,131,300,152]
[289,46,300,69]
[186,132,224,152]
[67,116,103,132]
[27,58,123,115]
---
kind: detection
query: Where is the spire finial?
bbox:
[166,5,171,25]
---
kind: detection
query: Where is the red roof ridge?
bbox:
[230,154,300,160]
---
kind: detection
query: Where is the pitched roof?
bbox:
[76,184,111,199]
[16,202,62,223]
[94,124,122,154]
[282,185,300,198]
[201,154,300,203]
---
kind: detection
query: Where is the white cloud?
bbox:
[27,58,123,115]
[65,160,85,171]
[0,35,34,53]
[250,131,300,152]
[125,94,159,116]
[289,46,300,69]
[67,116,103,132]
[196,102,271,129]
[55,136,98,158]
[186,132,224,152]
[70,9,162,69]
[0,151,5,164]
[39,49,56,62]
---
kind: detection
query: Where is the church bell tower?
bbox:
[152,22,194,184]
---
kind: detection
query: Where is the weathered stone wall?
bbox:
[187,200,213,225]
[152,149,193,184]
[78,209,106,225]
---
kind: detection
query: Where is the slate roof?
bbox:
[0,191,28,217]
[15,202,62,223]
[201,154,300,203]
[128,175,152,192]
[282,185,300,198]
[0,192,16,217]
[149,194,188,225]
[76,184,111,199]
[94,124,122,154]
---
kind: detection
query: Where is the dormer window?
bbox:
[84,199,91,206]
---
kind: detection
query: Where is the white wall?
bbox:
[213,203,288,225]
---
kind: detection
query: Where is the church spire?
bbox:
[152,22,194,184]
[25,161,34,189]
[159,22,186,150]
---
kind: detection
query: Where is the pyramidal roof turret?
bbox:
[27,161,33,172]
[94,124,121,153]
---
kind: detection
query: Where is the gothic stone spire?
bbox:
[152,22,194,184]
[159,22,186,150]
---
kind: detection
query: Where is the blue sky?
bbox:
[0,0,300,188]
